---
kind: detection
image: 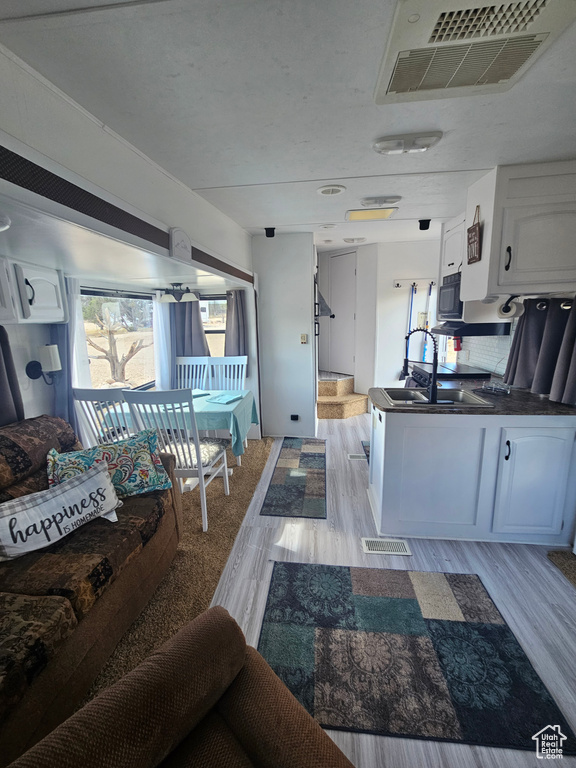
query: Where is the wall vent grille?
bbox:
[430,1,549,42]
[361,538,412,555]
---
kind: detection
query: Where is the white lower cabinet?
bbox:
[368,411,576,546]
[492,428,575,536]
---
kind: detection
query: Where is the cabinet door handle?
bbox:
[24,279,36,306]
[504,439,511,460]
[504,246,512,271]
[314,320,320,337]
[314,301,319,318]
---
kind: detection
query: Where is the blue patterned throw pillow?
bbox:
[47,430,172,498]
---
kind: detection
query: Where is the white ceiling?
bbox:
[0,0,575,253]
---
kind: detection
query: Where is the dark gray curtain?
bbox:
[504,297,576,404]
[0,326,24,426]
[171,300,210,359]
[50,322,76,431]
[224,290,248,357]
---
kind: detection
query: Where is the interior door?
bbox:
[328,251,356,375]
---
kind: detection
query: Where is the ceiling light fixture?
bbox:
[346,208,398,221]
[0,213,11,233]
[360,196,401,207]
[317,184,346,196]
[372,132,442,155]
[343,237,367,244]
[158,283,198,303]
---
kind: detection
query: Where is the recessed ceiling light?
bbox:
[372,132,442,155]
[346,208,398,221]
[0,213,11,232]
[317,184,346,196]
[343,237,367,243]
[361,196,401,207]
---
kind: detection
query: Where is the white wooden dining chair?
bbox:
[206,356,247,390]
[72,388,131,446]
[175,357,209,389]
[122,388,230,532]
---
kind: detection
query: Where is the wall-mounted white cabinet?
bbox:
[0,259,67,324]
[461,160,576,302]
[438,214,512,325]
[440,213,465,279]
[367,408,576,546]
[0,260,17,322]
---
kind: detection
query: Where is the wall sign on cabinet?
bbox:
[466,205,481,264]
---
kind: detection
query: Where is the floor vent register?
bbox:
[361,538,412,555]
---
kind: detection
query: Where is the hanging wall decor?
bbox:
[467,205,481,264]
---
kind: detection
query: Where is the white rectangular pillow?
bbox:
[0,463,122,561]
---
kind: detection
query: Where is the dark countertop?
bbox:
[410,361,491,380]
[369,385,576,416]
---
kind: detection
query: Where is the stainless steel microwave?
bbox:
[437,273,463,320]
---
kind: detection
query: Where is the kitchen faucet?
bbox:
[400,328,439,404]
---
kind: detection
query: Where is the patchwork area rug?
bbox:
[259,438,326,519]
[257,562,576,753]
[361,440,370,463]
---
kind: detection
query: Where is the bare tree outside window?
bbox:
[81,296,155,388]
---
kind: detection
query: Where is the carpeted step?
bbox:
[317,377,354,397]
[317,392,369,419]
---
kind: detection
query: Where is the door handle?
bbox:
[504,439,511,460]
[24,279,36,305]
[314,302,319,318]
[314,320,320,337]
[504,246,512,271]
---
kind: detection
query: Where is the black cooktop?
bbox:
[411,361,491,380]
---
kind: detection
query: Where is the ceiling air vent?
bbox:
[375,0,576,104]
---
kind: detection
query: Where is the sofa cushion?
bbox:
[0,490,169,620]
[0,464,122,562]
[0,592,77,726]
[0,416,81,496]
[47,430,172,499]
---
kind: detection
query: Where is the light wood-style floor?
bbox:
[211,413,576,767]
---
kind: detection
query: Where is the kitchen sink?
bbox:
[378,388,494,408]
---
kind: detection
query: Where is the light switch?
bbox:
[300,333,308,344]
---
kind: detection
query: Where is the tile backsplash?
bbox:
[458,322,516,375]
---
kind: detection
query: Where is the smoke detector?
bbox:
[374,0,576,104]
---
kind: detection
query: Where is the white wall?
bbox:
[5,324,54,417]
[0,45,251,271]
[253,234,316,437]
[459,328,515,376]
[375,240,441,387]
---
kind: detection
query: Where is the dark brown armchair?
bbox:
[6,606,354,768]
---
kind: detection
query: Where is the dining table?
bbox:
[192,389,259,459]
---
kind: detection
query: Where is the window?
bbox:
[80,292,155,389]
[199,296,227,356]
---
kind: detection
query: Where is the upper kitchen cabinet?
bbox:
[0,259,17,322]
[440,213,465,279]
[2,260,68,324]
[461,160,576,302]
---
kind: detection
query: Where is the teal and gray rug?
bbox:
[259,438,326,519]
[257,562,576,753]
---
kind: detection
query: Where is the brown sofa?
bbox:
[6,606,355,768]
[0,415,183,766]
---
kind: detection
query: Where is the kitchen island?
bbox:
[367,386,576,546]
